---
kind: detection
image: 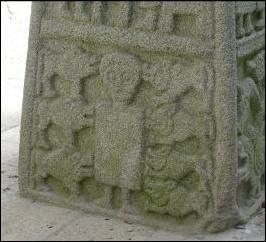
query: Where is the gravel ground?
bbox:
[1,2,265,241]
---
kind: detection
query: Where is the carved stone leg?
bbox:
[158,2,175,33]
[236,14,245,39]
[95,185,113,209]
[42,72,56,98]
[58,2,71,18]
[69,182,80,201]
[38,128,51,150]
[135,2,160,31]
[71,78,83,100]
[65,129,75,147]
[114,2,131,28]
[39,156,48,181]
[91,1,103,25]
[74,2,88,21]
[244,13,254,36]
[120,188,138,215]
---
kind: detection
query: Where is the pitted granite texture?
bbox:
[19,1,265,233]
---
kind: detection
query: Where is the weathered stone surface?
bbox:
[19,2,265,233]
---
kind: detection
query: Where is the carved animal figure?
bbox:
[37,97,94,149]
[40,48,100,99]
[37,47,99,149]
[37,144,94,196]
[144,173,208,218]
[144,140,208,218]
[142,61,207,107]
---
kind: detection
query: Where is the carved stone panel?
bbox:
[19,2,264,233]
[235,0,265,226]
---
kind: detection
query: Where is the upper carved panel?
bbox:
[46,2,212,39]
[40,2,214,57]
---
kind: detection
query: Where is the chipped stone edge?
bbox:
[205,1,242,232]
[208,1,264,233]
[18,2,46,195]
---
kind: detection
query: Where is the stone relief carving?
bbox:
[49,1,211,41]
[36,48,99,149]
[236,1,265,209]
[236,2,265,39]
[30,48,98,194]
[31,47,211,219]
[39,48,100,99]
[237,48,265,207]
[19,1,265,233]
[236,1,265,207]
[144,174,209,218]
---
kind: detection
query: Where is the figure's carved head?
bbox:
[142,61,173,93]
[99,53,141,104]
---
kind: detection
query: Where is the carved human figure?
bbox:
[142,61,207,109]
[134,2,161,31]
[95,53,143,214]
[107,2,132,28]
[57,2,87,20]
[141,60,210,218]
[142,61,208,146]
[57,1,104,23]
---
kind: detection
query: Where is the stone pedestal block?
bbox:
[19,2,265,233]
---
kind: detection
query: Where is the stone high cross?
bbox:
[19,2,265,233]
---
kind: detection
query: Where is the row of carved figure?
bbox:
[54,2,205,35]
